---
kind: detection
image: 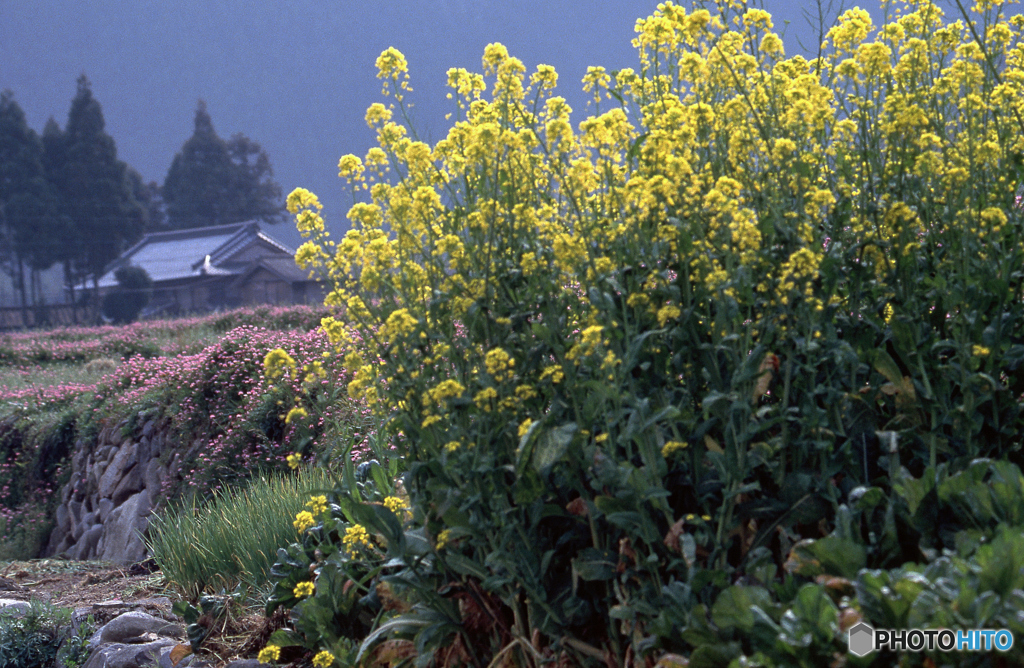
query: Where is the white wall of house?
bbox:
[0,265,69,308]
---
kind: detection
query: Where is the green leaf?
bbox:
[345,501,406,555]
[514,468,545,504]
[686,642,741,668]
[572,547,616,582]
[533,422,577,473]
[778,584,839,649]
[808,536,866,579]
[267,628,305,648]
[870,349,904,386]
[711,585,772,633]
[848,486,885,512]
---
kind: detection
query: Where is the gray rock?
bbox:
[137,437,152,467]
[98,498,115,522]
[143,419,156,438]
[99,491,151,565]
[0,599,30,616]
[82,511,97,529]
[45,523,69,557]
[90,461,107,489]
[53,533,72,557]
[99,442,139,499]
[83,638,176,668]
[111,464,145,505]
[69,499,84,527]
[55,503,70,532]
[72,523,104,560]
[111,423,127,446]
[89,610,184,649]
[144,459,164,494]
[151,432,164,457]
[223,660,271,668]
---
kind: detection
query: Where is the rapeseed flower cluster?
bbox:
[293,510,315,533]
[292,0,1024,440]
[342,524,371,556]
[288,3,1024,654]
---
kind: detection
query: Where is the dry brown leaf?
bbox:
[703,434,723,454]
[753,353,779,401]
[169,644,192,667]
[371,639,417,668]
[653,654,689,668]
[663,518,685,553]
[838,607,863,632]
[566,497,589,517]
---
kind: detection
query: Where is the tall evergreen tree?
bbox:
[0,90,62,312]
[163,101,283,229]
[49,75,145,293]
[41,117,85,305]
[128,167,166,230]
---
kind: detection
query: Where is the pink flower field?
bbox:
[0,305,373,556]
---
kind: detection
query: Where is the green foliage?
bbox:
[279,0,1024,664]
[147,467,339,601]
[0,601,93,668]
[162,100,283,229]
[172,593,239,651]
[263,430,413,665]
[101,265,153,324]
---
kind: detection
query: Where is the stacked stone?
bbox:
[45,414,186,565]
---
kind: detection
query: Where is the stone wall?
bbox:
[45,414,187,565]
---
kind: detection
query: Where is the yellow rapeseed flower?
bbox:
[286,452,302,470]
[294,581,315,598]
[343,524,371,556]
[376,47,408,79]
[657,304,681,327]
[257,646,281,663]
[662,441,688,457]
[312,651,335,668]
[294,511,316,533]
[306,495,328,515]
[383,496,406,513]
[263,349,296,381]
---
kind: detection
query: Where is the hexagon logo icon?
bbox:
[848,622,875,657]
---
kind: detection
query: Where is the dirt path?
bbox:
[0,559,165,609]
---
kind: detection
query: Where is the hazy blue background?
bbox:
[0,1,868,240]
[5,0,992,242]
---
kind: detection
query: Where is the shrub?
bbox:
[102,265,153,324]
[278,0,1024,663]
[0,601,92,668]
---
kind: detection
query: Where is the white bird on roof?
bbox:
[201,254,213,275]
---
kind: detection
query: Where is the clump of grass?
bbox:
[146,467,336,602]
[83,357,118,376]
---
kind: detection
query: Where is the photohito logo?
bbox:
[848,622,1014,656]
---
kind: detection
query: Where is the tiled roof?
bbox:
[95,221,296,288]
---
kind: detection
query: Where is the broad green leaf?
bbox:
[572,547,616,582]
[533,422,577,473]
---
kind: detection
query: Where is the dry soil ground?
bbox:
[0,559,274,665]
